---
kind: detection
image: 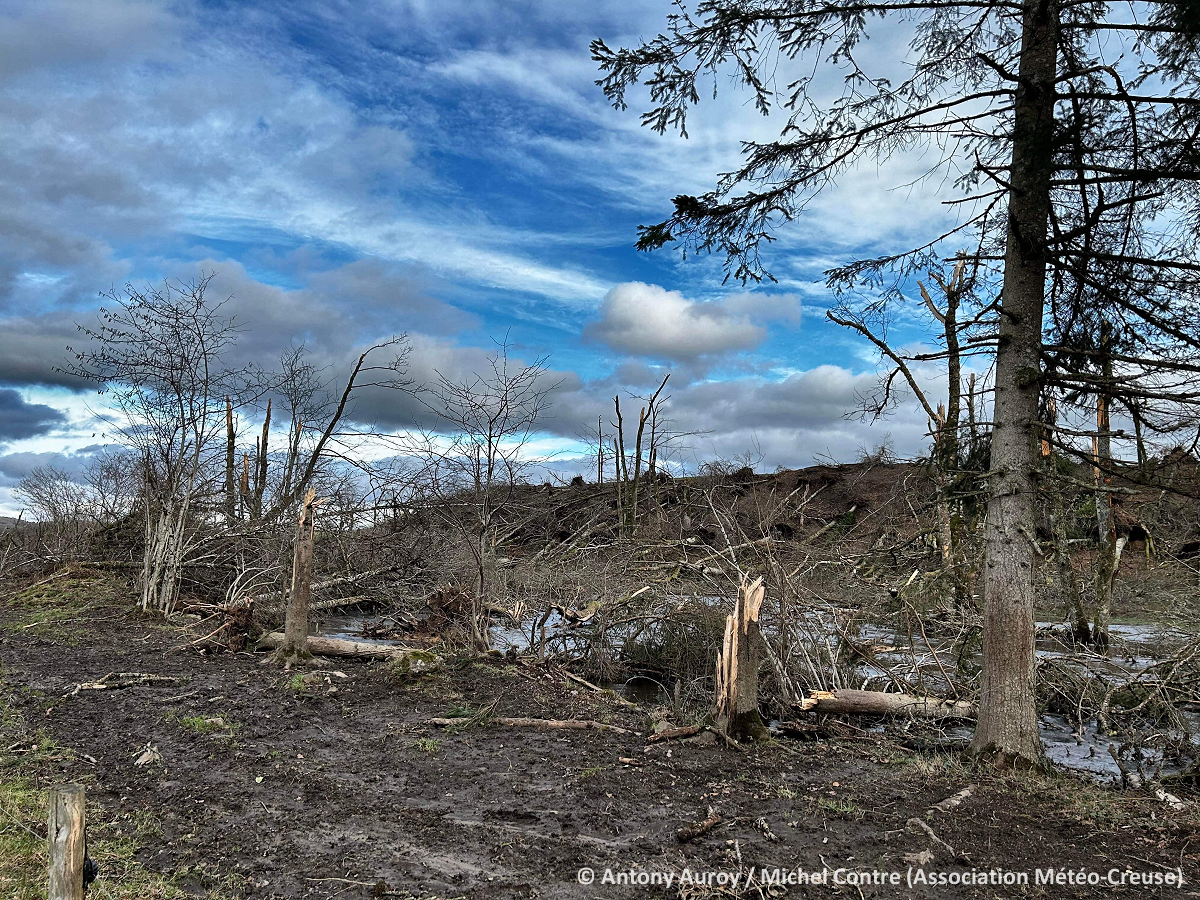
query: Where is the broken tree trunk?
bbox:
[714,576,770,741]
[272,489,319,666]
[252,563,406,610]
[797,689,976,719]
[258,632,406,660]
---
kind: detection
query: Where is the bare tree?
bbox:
[612,373,671,536]
[412,340,556,650]
[66,275,249,614]
[829,259,981,608]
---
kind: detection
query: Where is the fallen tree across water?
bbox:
[796,689,975,719]
[256,631,409,660]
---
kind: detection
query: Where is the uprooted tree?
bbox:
[594,0,1200,766]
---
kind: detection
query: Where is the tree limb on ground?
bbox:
[425,716,635,734]
[677,807,722,842]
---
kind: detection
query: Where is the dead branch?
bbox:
[677,807,722,842]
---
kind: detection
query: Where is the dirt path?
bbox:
[1,590,1197,899]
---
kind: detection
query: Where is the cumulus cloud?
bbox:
[0,388,67,444]
[584,282,766,362]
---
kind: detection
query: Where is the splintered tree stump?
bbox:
[271,489,320,667]
[714,576,770,741]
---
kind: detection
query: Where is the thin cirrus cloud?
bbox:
[0,0,959,514]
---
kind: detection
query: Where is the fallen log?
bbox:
[256,632,407,660]
[425,716,634,735]
[251,563,407,608]
[796,689,975,719]
[647,724,703,744]
[562,670,638,709]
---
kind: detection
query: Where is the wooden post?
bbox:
[48,784,85,900]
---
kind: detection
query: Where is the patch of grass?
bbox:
[578,765,606,780]
[413,738,441,754]
[901,750,975,780]
[1007,768,1199,832]
[814,796,864,819]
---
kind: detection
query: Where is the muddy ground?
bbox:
[1,581,1198,900]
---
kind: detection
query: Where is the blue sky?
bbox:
[0,0,958,511]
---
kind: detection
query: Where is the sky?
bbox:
[0,0,961,513]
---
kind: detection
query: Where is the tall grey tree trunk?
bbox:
[970,0,1059,767]
[1093,321,1116,652]
[225,396,237,525]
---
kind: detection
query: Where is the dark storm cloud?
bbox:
[0,388,67,444]
[0,312,92,388]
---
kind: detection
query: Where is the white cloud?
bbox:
[584,282,765,361]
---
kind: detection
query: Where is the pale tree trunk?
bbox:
[472,526,491,650]
[276,489,318,665]
[1045,397,1090,643]
[715,577,770,741]
[970,0,1058,767]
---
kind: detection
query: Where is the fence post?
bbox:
[48,783,86,900]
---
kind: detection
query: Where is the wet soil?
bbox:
[1,593,1198,899]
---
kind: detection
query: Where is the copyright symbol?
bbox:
[578,867,595,885]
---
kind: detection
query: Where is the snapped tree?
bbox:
[594,0,1200,766]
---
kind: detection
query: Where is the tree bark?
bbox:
[47,784,85,900]
[276,488,318,664]
[1093,320,1116,652]
[970,0,1058,768]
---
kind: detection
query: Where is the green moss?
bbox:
[386,650,444,681]
[1,570,125,641]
